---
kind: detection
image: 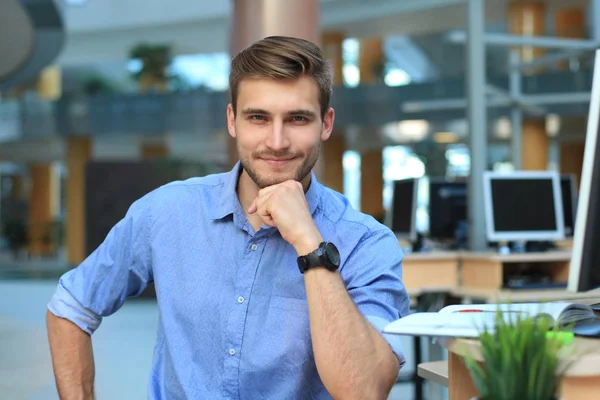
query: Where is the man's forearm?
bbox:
[46,310,96,400]
[303,269,400,400]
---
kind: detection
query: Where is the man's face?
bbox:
[227,76,334,189]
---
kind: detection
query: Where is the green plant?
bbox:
[129,43,172,81]
[82,76,118,95]
[463,310,572,400]
[3,218,28,257]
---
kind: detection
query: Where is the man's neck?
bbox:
[237,171,260,216]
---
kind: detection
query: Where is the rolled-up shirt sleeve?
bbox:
[47,195,153,335]
[341,228,410,366]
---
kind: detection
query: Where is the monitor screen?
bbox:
[560,175,577,237]
[388,178,417,240]
[483,171,565,242]
[569,50,600,292]
[428,180,467,240]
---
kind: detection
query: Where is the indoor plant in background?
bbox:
[129,43,172,93]
[463,310,573,400]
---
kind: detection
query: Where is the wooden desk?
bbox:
[402,252,460,291]
[460,251,572,290]
[440,338,600,400]
[417,361,448,387]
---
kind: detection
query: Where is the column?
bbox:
[358,38,384,218]
[360,151,383,220]
[555,7,585,69]
[555,7,586,180]
[141,142,169,159]
[229,0,320,168]
[28,65,62,255]
[322,136,345,194]
[467,0,488,251]
[28,164,60,255]
[560,142,585,188]
[507,1,546,66]
[37,65,62,100]
[66,137,92,266]
[508,0,548,170]
[358,38,384,84]
[320,31,345,193]
[521,120,548,170]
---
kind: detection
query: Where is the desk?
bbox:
[439,338,600,400]
[402,252,460,291]
[460,251,572,290]
[417,361,448,387]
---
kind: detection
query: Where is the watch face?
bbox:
[297,257,308,272]
[325,242,341,267]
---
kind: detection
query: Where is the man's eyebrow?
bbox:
[241,108,271,116]
[286,109,317,118]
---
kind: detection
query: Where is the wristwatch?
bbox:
[297,241,341,274]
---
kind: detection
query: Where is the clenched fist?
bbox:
[248,180,323,255]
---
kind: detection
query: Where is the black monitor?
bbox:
[560,174,578,237]
[428,179,467,243]
[568,50,600,292]
[386,178,418,241]
[482,171,565,243]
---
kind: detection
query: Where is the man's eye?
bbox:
[250,115,265,121]
[292,116,307,122]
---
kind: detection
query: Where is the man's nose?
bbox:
[265,121,290,150]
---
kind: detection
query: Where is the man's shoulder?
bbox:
[319,186,391,239]
[143,171,229,208]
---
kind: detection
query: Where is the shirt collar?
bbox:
[208,161,322,220]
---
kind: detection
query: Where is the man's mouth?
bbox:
[260,156,296,167]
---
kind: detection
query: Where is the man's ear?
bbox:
[227,104,236,138]
[320,107,335,141]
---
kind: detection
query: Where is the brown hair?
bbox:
[229,36,333,119]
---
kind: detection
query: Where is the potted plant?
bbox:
[129,43,172,93]
[3,218,28,258]
[463,310,572,400]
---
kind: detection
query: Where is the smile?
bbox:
[260,157,296,167]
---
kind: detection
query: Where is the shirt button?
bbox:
[250,244,258,251]
[237,296,245,304]
[229,348,236,356]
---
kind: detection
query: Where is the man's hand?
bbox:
[247,180,322,254]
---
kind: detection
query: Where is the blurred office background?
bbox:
[0,0,596,399]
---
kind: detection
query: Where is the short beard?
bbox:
[240,143,320,189]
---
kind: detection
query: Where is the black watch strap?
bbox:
[297,241,340,274]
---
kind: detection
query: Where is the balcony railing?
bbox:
[0,67,594,143]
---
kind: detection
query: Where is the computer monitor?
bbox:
[386,178,418,241]
[568,50,600,292]
[428,179,467,243]
[560,174,578,237]
[482,171,565,243]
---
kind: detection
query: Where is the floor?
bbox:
[0,276,445,400]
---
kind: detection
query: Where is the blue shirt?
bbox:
[48,162,410,399]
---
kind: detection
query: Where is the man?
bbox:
[47,36,410,399]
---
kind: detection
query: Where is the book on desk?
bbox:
[384,302,600,338]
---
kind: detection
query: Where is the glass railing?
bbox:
[0,66,593,142]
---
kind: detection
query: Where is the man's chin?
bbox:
[254,174,298,188]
